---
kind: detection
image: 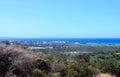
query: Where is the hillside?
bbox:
[0,43,120,77]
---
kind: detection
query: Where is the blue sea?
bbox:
[0,38,120,44]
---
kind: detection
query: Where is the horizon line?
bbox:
[0,37,120,39]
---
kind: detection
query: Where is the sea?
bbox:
[0,38,120,44]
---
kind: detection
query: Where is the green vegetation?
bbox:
[0,43,120,77]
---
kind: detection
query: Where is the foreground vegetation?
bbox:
[0,43,120,77]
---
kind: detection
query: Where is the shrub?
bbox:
[0,44,45,77]
[32,68,42,77]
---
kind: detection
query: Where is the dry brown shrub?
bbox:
[0,43,47,77]
[51,57,65,73]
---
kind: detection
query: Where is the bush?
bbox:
[73,63,93,77]
[32,68,42,77]
[101,60,120,76]
[0,44,46,77]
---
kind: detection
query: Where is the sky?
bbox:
[0,0,120,38]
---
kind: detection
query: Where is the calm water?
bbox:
[0,38,120,44]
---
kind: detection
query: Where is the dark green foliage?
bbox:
[2,41,10,45]
[73,63,93,77]
[101,60,120,76]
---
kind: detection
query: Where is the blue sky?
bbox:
[0,0,120,38]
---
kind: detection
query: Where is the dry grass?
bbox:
[96,73,116,77]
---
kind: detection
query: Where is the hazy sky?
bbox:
[0,0,120,38]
